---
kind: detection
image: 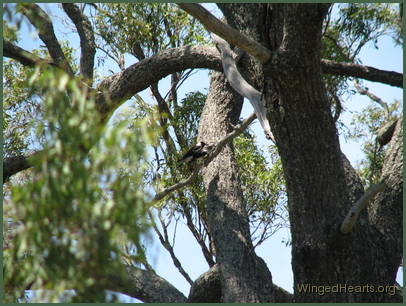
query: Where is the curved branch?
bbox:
[340,179,386,234]
[94,45,222,120]
[62,3,96,84]
[188,264,222,302]
[3,152,39,183]
[321,59,403,88]
[19,3,74,75]
[108,266,187,303]
[3,40,53,67]
[211,33,274,141]
[376,119,398,147]
[178,3,271,63]
[353,79,391,117]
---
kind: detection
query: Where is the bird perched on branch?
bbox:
[178,141,212,165]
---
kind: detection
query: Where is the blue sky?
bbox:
[8,3,403,302]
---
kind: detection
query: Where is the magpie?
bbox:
[178,141,211,165]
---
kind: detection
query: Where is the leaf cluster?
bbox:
[95,3,208,61]
[4,69,155,302]
[347,98,401,186]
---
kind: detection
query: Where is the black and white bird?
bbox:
[178,141,211,165]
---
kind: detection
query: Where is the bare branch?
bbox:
[178,3,271,63]
[150,113,256,204]
[340,180,386,234]
[321,59,402,88]
[62,3,96,84]
[4,40,54,67]
[353,79,391,118]
[179,200,215,267]
[148,210,194,285]
[212,33,274,141]
[19,3,74,75]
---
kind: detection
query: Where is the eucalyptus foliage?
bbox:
[4,68,156,302]
[95,3,208,60]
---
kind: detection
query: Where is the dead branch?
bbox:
[212,33,274,141]
[178,3,271,64]
[340,180,386,234]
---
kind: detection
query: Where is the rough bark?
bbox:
[3,40,54,67]
[108,266,187,303]
[62,3,96,84]
[5,5,403,303]
[220,3,402,302]
[19,4,74,75]
[197,71,274,302]
[369,118,403,271]
[94,45,222,121]
[3,153,39,183]
[188,264,293,303]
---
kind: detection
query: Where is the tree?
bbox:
[3,3,402,302]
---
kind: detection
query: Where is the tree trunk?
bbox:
[197,71,274,302]
[220,3,402,302]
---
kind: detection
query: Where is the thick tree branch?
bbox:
[108,265,187,303]
[150,113,256,204]
[178,3,272,63]
[62,3,96,84]
[189,264,293,303]
[340,180,386,234]
[93,44,401,121]
[94,45,221,120]
[212,33,274,141]
[321,59,403,88]
[19,3,74,75]
[3,40,53,67]
[3,152,39,183]
[376,119,398,147]
[148,210,194,285]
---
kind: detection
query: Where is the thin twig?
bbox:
[149,113,257,204]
